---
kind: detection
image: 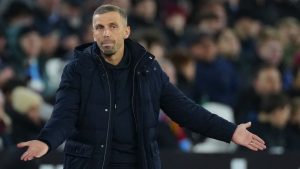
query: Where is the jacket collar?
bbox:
[72,39,156,74]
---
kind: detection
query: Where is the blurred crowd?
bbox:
[0,0,300,157]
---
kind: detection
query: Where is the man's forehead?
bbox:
[93,12,122,22]
[93,13,127,27]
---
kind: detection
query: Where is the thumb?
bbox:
[244,121,252,128]
[17,141,30,148]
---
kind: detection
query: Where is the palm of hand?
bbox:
[232,122,266,151]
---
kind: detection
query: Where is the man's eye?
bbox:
[96,26,103,30]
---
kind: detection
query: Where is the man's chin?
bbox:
[102,51,115,58]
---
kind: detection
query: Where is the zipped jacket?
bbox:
[38,39,237,169]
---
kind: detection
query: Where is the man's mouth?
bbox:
[102,40,114,47]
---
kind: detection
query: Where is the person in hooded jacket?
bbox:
[17,4,266,169]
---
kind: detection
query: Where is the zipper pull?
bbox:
[114,104,117,109]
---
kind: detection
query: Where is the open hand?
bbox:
[17,140,49,161]
[232,122,266,151]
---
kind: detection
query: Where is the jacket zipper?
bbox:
[96,50,150,168]
[97,56,112,169]
[131,51,147,132]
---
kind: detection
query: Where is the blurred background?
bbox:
[0,0,299,168]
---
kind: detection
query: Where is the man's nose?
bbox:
[103,28,111,37]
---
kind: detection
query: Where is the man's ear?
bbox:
[124,26,131,39]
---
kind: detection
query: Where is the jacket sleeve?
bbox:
[37,60,80,150]
[159,68,237,143]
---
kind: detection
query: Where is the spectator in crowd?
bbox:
[0,61,14,89]
[43,57,67,104]
[33,0,62,35]
[103,0,132,11]
[132,28,167,61]
[286,98,300,151]
[233,11,262,86]
[162,4,188,47]
[277,17,300,67]
[239,0,300,24]
[224,0,241,26]
[157,55,192,152]
[159,58,177,85]
[238,0,280,25]
[59,0,83,37]
[189,32,238,107]
[37,26,64,103]
[1,85,45,169]
[7,87,45,144]
[2,1,35,73]
[80,21,94,43]
[128,0,159,30]
[0,26,15,88]
[38,28,60,60]
[217,28,243,88]
[288,66,300,98]
[0,24,9,64]
[168,49,196,100]
[235,65,282,123]
[1,84,39,169]
[0,90,12,149]
[218,28,241,62]
[1,78,27,108]
[195,13,221,34]
[11,25,47,93]
[158,112,193,152]
[2,1,34,28]
[255,27,293,90]
[193,0,227,34]
[251,93,291,154]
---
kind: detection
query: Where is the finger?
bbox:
[17,141,30,148]
[253,134,265,144]
[247,143,258,151]
[24,152,34,161]
[21,151,30,160]
[27,156,34,161]
[251,140,266,150]
[244,122,251,128]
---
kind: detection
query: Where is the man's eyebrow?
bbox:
[94,23,103,27]
[108,22,119,25]
[94,22,119,27]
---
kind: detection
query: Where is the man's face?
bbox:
[92,12,130,57]
[255,68,282,95]
[258,40,283,66]
[190,38,218,62]
[20,31,42,58]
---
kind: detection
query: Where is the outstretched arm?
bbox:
[159,64,266,151]
[18,60,81,161]
[232,122,266,151]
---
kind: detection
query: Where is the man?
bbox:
[17,4,266,169]
[235,65,282,123]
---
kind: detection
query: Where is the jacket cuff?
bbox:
[225,123,237,143]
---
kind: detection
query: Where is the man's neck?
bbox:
[103,45,125,66]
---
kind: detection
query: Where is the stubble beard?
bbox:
[102,50,115,58]
[100,44,116,58]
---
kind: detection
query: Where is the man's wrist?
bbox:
[37,138,52,154]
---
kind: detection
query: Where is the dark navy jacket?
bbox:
[38,39,236,169]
